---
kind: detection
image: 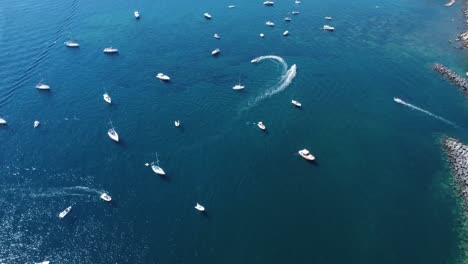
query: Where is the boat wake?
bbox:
[242,55,297,111]
[393,97,456,126]
[1,186,104,199]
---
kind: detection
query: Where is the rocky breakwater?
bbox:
[444,137,468,208]
[433,63,468,91]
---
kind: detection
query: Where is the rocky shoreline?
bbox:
[443,137,468,209]
[432,63,468,91]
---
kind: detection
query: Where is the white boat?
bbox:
[103,93,112,104]
[64,41,79,47]
[100,193,112,202]
[108,128,119,142]
[251,58,260,63]
[265,21,275,27]
[134,11,140,19]
[195,203,205,211]
[175,120,180,127]
[35,260,50,264]
[204,13,212,19]
[257,121,266,130]
[283,30,289,36]
[211,48,221,56]
[233,84,245,90]
[103,47,118,53]
[292,11,300,15]
[284,17,292,22]
[34,120,40,128]
[0,118,6,125]
[323,25,335,31]
[228,5,236,8]
[394,97,403,103]
[58,206,72,219]
[156,73,171,81]
[151,153,165,175]
[291,100,302,107]
[214,33,220,39]
[260,33,265,38]
[35,83,50,90]
[298,149,315,161]
[325,16,332,20]
[263,1,274,5]
[295,0,301,4]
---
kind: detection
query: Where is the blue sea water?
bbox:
[1,0,468,263]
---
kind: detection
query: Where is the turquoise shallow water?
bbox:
[1,0,468,263]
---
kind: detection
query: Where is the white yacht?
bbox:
[204,13,212,19]
[195,203,205,212]
[283,30,289,36]
[295,0,301,4]
[260,33,265,38]
[100,193,112,202]
[211,48,221,56]
[264,1,274,5]
[228,5,236,8]
[323,25,335,31]
[394,97,403,103]
[0,118,6,125]
[214,33,220,39]
[257,121,266,130]
[291,100,302,107]
[103,93,112,104]
[265,21,275,27]
[292,11,300,15]
[251,57,260,63]
[103,47,118,53]
[108,128,119,142]
[156,73,171,81]
[134,11,140,19]
[325,16,332,20]
[233,84,245,90]
[35,260,50,264]
[64,41,79,47]
[35,83,50,90]
[58,206,72,219]
[298,149,315,161]
[151,153,166,175]
[34,120,40,128]
[175,120,181,127]
[284,17,292,22]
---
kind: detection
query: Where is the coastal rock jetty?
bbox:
[444,137,468,208]
[432,63,468,91]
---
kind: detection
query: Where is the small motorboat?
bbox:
[393,97,403,103]
[228,5,236,8]
[64,41,79,47]
[35,260,50,264]
[295,0,301,4]
[134,11,140,19]
[265,21,275,27]
[103,47,119,53]
[260,33,265,38]
[233,84,245,90]
[175,120,180,127]
[195,203,205,212]
[323,25,335,31]
[100,193,112,202]
[263,1,274,5]
[103,93,112,104]
[257,121,266,130]
[0,118,6,125]
[298,149,316,161]
[34,120,40,128]
[211,48,221,56]
[283,30,289,36]
[292,11,300,15]
[325,16,332,20]
[35,83,50,90]
[251,57,260,63]
[156,73,171,81]
[108,128,119,142]
[204,13,212,19]
[214,33,220,39]
[284,17,292,22]
[58,206,72,219]
[291,100,302,107]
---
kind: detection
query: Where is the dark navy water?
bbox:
[1,0,468,263]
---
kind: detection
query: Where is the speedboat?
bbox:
[260,33,265,38]
[211,48,220,56]
[103,47,118,53]
[134,11,140,19]
[156,73,171,81]
[175,120,180,127]
[394,97,403,103]
[251,57,260,63]
[233,84,245,90]
[64,41,79,47]
[257,121,266,130]
[263,1,274,5]
[295,0,301,4]
[265,21,275,27]
[284,17,292,22]
[0,118,6,125]
[325,16,332,20]
[323,25,335,31]
[283,30,289,36]
[35,260,50,264]
[58,206,72,219]
[195,203,205,211]
[292,11,300,15]
[35,83,50,90]
[291,100,302,107]
[100,193,112,202]
[228,5,236,8]
[151,162,165,175]
[34,120,40,128]
[298,149,315,161]
[204,13,212,19]
[103,93,112,104]
[214,33,220,39]
[108,128,119,142]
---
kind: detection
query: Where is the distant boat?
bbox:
[257,121,266,130]
[0,118,6,125]
[204,13,212,19]
[103,93,112,104]
[100,193,112,202]
[298,149,315,161]
[260,33,265,38]
[325,16,332,20]
[283,30,289,36]
[295,0,301,4]
[134,11,140,19]
[284,17,292,22]
[35,83,50,90]
[195,203,205,211]
[228,5,236,8]
[264,1,274,5]
[323,25,335,31]
[103,47,118,53]
[175,120,181,127]
[233,75,245,90]
[64,40,79,48]
[151,152,166,175]
[265,21,275,27]
[58,206,72,219]
[156,73,171,81]
[292,11,300,15]
[214,33,220,39]
[393,97,403,103]
[34,120,40,128]
[211,48,221,56]
[291,100,302,107]
[108,125,119,142]
[251,57,260,63]
[35,260,50,264]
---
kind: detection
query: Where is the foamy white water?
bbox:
[394,97,456,126]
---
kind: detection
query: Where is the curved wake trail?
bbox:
[241,55,297,111]
[394,97,457,127]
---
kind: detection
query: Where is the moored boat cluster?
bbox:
[432,63,468,91]
[443,137,468,208]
